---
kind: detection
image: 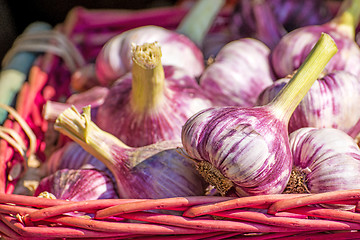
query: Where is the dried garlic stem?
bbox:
[131,42,165,113]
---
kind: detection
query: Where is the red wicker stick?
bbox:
[267,189,360,214]
[287,206,360,223]
[183,194,306,218]
[24,198,146,222]
[277,231,360,240]
[117,211,301,233]
[95,196,235,219]
[44,215,214,235]
[0,218,23,240]
[0,193,70,207]
[125,231,231,240]
[0,204,37,216]
[224,232,316,240]
[212,209,360,231]
[1,213,127,239]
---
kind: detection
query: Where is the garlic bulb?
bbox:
[96,42,212,147]
[271,0,360,78]
[286,127,360,196]
[181,33,337,196]
[35,168,118,201]
[95,26,204,86]
[54,106,208,199]
[44,141,114,180]
[199,38,274,107]
[256,71,360,135]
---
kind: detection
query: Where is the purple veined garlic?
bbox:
[199,38,274,107]
[271,0,360,79]
[94,0,226,87]
[44,141,114,181]
[95,42,213,147]
[229,0,286,49]
[286,127,360,207]
[95,25,204,86]
[54,106,208,199]
[181,33,337,197]
[35,169,118,206]
[268,0,333,31]
[256,71,360,135]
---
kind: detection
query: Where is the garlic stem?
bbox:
[54,105,132,174]
[176,0,225,46]
[131,42,165,113]
[331,0,360,39]
[269,33,338,122]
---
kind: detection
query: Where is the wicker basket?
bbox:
[2,1,360,239]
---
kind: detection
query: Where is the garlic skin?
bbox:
[45,142,114,181]
[35,169,118,201]
[181,33,337,197]
[182,106,292,196]
[54,106,208,200]
[268,0,332,31]
[288,127,360,194]
[96,42,212,147]
[271,23,360,79]
[95,25,204,86]
[257,71,360,135]
[199,38,274,107]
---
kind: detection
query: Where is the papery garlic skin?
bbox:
[199,38,274,107]
[95,25,204,86]
[35,169,118,201]
[289,127,360,193]
[54,106,208,200]
[120,147,208,199]
[45,142,114,180]
[257,71,360,134]
[182,106,292,196]
[96,65,213,147]
[271,26,360,78]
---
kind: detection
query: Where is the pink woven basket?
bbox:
[2,1,360,239]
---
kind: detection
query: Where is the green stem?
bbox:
[269,33,338,123]
[176,0,225,46]
[330,0,360,39]
[131,42,165,113]
[54,106,132,172]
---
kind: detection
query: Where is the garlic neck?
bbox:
[330,0,360,39]
[269,33,337,123]
[131,42,165,113]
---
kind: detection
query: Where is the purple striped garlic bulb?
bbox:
[256,71,360,135]
[286,127,360,197]
[96,42,212,147]
[54,106,208,199]
[35,168,118,201]
[199,38,274,107]
[45,141,114,181]
[229,0,286,49]
[268,0,332,31]
[95,25,204,86]
[271,0,360,79]
[181,33,337,196]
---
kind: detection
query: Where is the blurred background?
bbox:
[0,0,178,61]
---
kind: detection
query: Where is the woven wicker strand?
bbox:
[0,190,359,239]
